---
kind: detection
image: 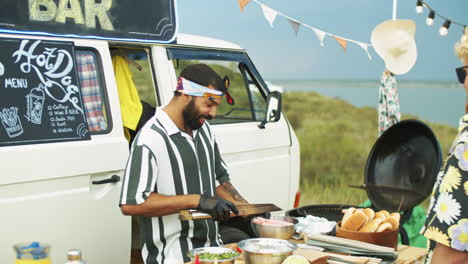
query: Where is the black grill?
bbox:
[287,204,364,222]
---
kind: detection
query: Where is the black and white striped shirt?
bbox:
[120,107,230,264]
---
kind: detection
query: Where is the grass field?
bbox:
[282,91,458,209]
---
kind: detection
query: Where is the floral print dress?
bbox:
[422,114,468,260]
[378,71,401,136]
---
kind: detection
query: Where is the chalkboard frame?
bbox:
[0,37,92,147]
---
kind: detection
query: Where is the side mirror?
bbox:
[258,91,282,129]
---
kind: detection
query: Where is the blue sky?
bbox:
[177,0,467,81]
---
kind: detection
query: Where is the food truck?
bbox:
[0,0,301,263]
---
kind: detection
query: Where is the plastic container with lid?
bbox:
[14,242,51,264]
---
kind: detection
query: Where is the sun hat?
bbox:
[371,19,417,75]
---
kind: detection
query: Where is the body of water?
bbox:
[271,80,465,127]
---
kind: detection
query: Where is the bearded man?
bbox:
[119,64,249,264]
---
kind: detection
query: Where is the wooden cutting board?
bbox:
[179,203,281,220]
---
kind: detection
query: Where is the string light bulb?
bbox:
[416,0,424,14]
[426,11,435,26]
[416,1,467,39]
[439,20,451,36]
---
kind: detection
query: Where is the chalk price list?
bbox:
[48,104,79,134]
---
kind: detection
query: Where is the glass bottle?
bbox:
[65,249,86,264]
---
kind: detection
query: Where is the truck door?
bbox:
[165,48,294,210]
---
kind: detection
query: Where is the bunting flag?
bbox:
[241,0,373,60]
[312,28,326,47]
[334,36,347,52]
[238,0,251,12]
[288,19,301,36]
[357,42,372,60]
[260,4,278,28]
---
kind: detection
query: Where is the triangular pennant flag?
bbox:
[312,28,326,47]
[238,0,251,12]
[260,4,278,28]
[287,18,301,36]
[334,36,347,52]
[357,42,372,60]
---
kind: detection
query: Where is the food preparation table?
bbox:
[185,240,428,264]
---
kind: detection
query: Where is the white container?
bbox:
[65,249,87,264]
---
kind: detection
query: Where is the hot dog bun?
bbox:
[376,222,393,232]
[383,215,399,231]
[356,209,370,226]
[358,218,383,232]
[390,212,401,221]
[342,207,356,223]
[340,208,401,233]
[374,211,387,220]
[363,208,375,221]
[342,210,368,231]
[379,210,390,218]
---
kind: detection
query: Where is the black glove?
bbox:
[260,212,271,219]
[197,194,239,221]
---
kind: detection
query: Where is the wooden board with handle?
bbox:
[179,203,281,220]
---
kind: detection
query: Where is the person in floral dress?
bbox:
[421,30,468,263]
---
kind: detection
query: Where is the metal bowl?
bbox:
[252,216,298,240]
[188,247,240,264]
[237,238,298,264]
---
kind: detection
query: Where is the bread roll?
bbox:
[363,208,375,221]
[390,212,401,221]
[383,215,399,231]
[376,222,393,232]
[358,218,383,232]
[374,211,386,220]
[342,210,368,231]
[356,209,370,226]
[379,210,390,218]
[342,207,356,223]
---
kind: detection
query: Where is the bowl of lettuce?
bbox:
[189,247,240,264]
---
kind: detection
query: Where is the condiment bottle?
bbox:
[65,249,86,264]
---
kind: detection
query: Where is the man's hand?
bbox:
[197,194,239,221]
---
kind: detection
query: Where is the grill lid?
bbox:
[364,119,442,212]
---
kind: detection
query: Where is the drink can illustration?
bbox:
[25,86,45,125]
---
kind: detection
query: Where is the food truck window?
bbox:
[243,66,267,122]
[168,48,270,125]
[173,59,253,123]
[109,48,158,108]
[170,59,268,125]
[126,49,158,108]
[109,47,158,144]
[75,50,111,134]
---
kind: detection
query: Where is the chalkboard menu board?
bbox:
[0,0,177,43]
[0,38,90,146]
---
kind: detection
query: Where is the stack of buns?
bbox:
[340,207,400,232]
